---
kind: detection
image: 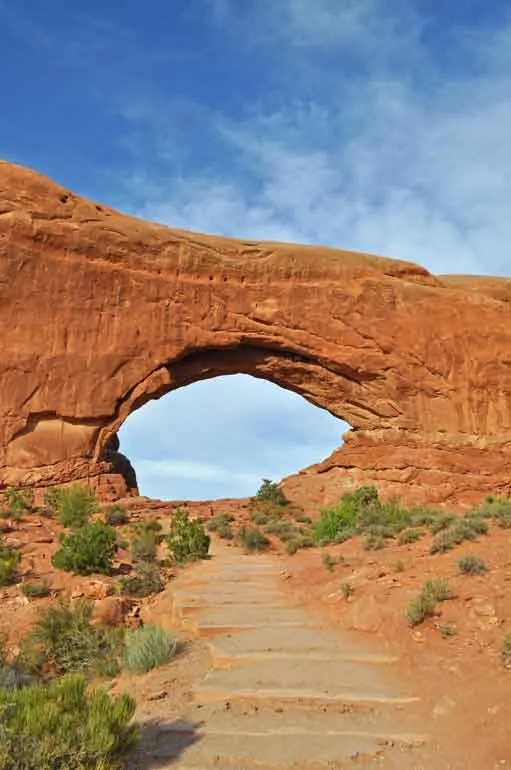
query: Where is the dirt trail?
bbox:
[134,540,460,769]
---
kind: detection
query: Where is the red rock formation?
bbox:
[1,160,510,506]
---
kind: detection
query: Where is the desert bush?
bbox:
[438,622,457,639]
[253,479,287,507]
[24,600,121,678]
[206,513,235,532]
[430,517,487,555]
[2,488,33,521]
[322,552,337,572]
[406,578,453,626]
[46,484,98,530]
[362,526,390,551]
[429,514,455,535]
[501,632,511,668]
[123,625,177,674]
[103,505,129,526]
[458,554,487,575]
[0,673,139,770]
[0,539,21,586]
[166,508,210,564]
[285,533,314,555]
[398,527,424,545]
[250,511,270,525]
[238,526,270,553]
[217,523,234,540]
[130,529,158,564]
[20,581,51,599]
[340,581,353,599]
[264,519,297,542]
[391,560,405,573]
[52,522,117,576]
[119,562,163,598]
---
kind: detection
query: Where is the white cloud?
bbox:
[118,4,511,498]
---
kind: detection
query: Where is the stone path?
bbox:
[148,542,435,769]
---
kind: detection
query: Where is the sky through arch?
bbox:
[118,375,347,500]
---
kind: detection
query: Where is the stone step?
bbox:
[140,721,426,767]
[204,625,397,659]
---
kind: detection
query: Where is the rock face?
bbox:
[1,160,511,506]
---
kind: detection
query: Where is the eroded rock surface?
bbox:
[1,160,510,504]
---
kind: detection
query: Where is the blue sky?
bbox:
[1,1,510,499]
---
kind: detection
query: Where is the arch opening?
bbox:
[117,374,350,500]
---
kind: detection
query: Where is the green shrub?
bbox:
[285,539,300,555]
[429,514,455,535]
[0,539,21,586]
[0,673,139,770]
[130,529,158,564]
[103,505,129,526]
[321,552,337,572]
[340,581,353,599]
[238,526,270,553]
[458,555,487,575]
[313,501,357,544]
[253,479,287,507]
[206,513,235,532]
[47,484,98,529]
[398,527,424,545]
[293,513,313,524]
[430,517,487,555]
[405,579,453,626]
[285,534,314,555]
[25,600,121,678]
[119,562,163,598]
[52,522,117,576]
[20,581,51,599]
[250,511,270,526]
[362,527,389,551]
[264,519,297,542]
[438,622,457,639]
[502,632,511,668]
[123,625,177,674]
[217,523,234,540]
[166,508,210,564]
[2,488,33,521]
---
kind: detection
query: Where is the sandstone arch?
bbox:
[1,160,511,506]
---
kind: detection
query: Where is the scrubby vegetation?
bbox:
[310,484,494,556]
[103,504,129,526]
[120,561,163,598]
[20,581,51,599]
[123,625,177,674]
[501,632,511,668]
[207,513,235,540]
[406,578,454,626]
[46,484,98,529]
[52,521,117,576]
[458,554,487,575]
[252,479,288,508]
[0,673,138,770]
[23,600,122,678]
[238,526,270,553]
[166,508,210,564]
[321,552,337,572]
[1,488,33,521]
[0,539,21,586]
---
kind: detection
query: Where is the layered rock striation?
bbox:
[1,161,510,505]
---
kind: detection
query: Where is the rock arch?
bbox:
[1,160,511,506]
